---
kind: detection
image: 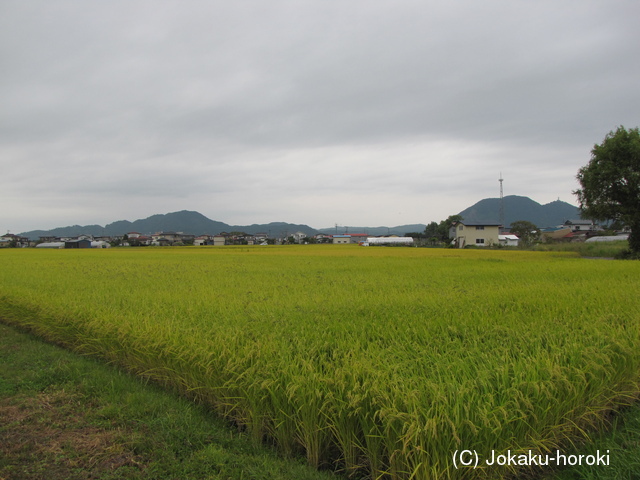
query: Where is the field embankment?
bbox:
[533,239,629,258]
[1,246,639,479]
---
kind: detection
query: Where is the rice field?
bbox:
[0,245,639,479]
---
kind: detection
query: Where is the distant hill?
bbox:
[19,211,319,240]
[316,224,428,236]
[18,197,580,240]
[458,195,580,228]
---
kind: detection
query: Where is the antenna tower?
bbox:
[499,173,504,231]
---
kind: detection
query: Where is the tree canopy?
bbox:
[424,215,462,244]
[574,126,640,253]
[509,220,540,247]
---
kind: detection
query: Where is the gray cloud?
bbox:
[2,1,639,232]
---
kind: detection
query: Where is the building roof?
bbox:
[564,219,593,225]
[585,234,629,242]
[456,221,502,226]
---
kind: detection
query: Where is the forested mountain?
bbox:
[458,195,580,228]
[19,196,580,240]
[19,211,318,239]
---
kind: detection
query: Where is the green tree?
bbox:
[438,215,463,242]
[424,221,439,238]
[422,215,463,245]
[509,220,540,247]
[574,126,640,254]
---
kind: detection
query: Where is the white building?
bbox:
[365,237,414,246]
[498,235,519,247]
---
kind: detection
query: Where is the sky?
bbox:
[2,1,639,233]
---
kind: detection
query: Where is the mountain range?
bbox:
[18,196,581,240]
[19,211,319,240]
[458,195,580,227]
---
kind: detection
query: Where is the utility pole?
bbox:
[499,173,505,232]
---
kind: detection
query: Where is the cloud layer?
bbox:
[2,1,639,232]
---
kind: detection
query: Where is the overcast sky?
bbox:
[2,1,639,233]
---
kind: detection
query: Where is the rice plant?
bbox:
[0,246,638,479]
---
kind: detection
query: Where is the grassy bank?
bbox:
[533,240,629,258]
[0,321,339,480]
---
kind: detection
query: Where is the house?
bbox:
[332,235,351,244]
[94,236,114,243]
[450,221,501,248]
[498,234,519,247]
[213,235,226,246]
[136,235,152,246]
[0,233,30,247]
[150,232,195,245]
[330,233,369,244]
[312,234,333,244]
[194,235,215,246]
[152,237,172,247]
[563,219,597,232]
[91,241,111,248]
[292,231,307,243]
[126,235,152,246]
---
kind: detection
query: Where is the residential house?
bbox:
[312,234,333,244]
[91,241,111,248]
[332,235,351,244]
[498,234,519,247]
[151,232,195,245]
[94,236,114,243]
[194,235,214,246]
[133,235,152,246]
[0,233,30,247]
[563,219,597,232]
[292,231,307,243]
[450,221,501,248]
[329,233,369,244]
[152,237,172,247]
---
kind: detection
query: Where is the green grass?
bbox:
[0,322,340,480]
[1,245,639,479]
